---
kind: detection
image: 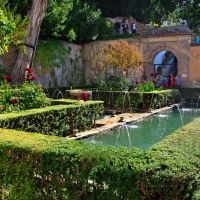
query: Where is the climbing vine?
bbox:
[33,40,69,75]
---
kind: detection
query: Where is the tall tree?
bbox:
[11,0,48,83]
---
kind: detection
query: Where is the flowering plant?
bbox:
[3,75,11,82]
[24,66,36,81]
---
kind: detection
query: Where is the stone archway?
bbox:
[153,50,178,77]
[141,34,191,86]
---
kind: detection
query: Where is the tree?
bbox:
[178,0,200,33]
[11,0,48,83]
[106,40,144,74]
[0,0,27,55]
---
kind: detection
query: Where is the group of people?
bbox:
[152,73,181,88]
[114,19,137,35]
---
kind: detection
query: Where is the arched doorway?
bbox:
[153,51,178,77]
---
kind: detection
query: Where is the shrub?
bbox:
[0,116,200,199]
[134,81,155,92]
[92,89,178,111]
[18,82,51,110]
[0,101,103,136]
[95,74,131,91]
[0,82,50,113]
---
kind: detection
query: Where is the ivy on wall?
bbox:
[33,40,69,75]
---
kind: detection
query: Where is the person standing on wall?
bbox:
[131,21,137,33]
[114,19,121,35]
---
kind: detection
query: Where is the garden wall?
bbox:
[188,44,200,87]
[82,38,142,85]
[0,41,85,88]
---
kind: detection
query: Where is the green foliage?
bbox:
[0,65,10,80]
[64,1,113,43]
[40,0,113,43]
[8,0,30,17]
[33,40,69,74]
[93,89,178,111]
[0,116,200,199]
[134,81,155,92]
[0,82,50,113]
[18,82,51,110]
[178,0,200,34]
[95,74,131,91]
[0,101,104,136]
[40,0,74,38]
[0,0,27,55]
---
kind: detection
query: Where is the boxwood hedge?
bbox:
[0,116,200,199]
[0,101,103,136]
[92,89,179,112]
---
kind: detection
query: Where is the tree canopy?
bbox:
[0,0,27,55]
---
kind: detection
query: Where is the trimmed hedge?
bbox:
[0,116,200,199]
[92,89,179,112]
[0,101,103,136]
[51,98,78,105]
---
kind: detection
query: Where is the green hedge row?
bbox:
[51,98,78,105]
[92,89,179,112]
[0,116,200,199]
[0,101,103,136]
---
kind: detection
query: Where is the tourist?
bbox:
[114,20,121,35]
[175,75,181,87]
[170,74,176,87]
[161,76,168,88]
[131,22,137,33]
[153,74,162,88]
[121,19,129,34]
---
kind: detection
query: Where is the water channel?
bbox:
[84,108,200,149]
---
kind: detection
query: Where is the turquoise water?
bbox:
[84,108,200,149]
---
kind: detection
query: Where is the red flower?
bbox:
[31,75,36,80]
[10,98,17,104]
[150,72,155,77]
[81,92,90,101]
[3,75,11,82]
[24,66,36,81]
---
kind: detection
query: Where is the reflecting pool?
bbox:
[84,108,200,149]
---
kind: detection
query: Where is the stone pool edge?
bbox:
[67,105,177,140]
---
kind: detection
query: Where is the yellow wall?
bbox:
[189,46,200,80]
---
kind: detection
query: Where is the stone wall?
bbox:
[188,45,200,87]
[1,34,200,88]
[82,38,142,85]
[34,41,84,88]
[0,41,84,88]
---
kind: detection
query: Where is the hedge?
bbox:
[0,101,103,136]
[51,98,78,105]
[92,89,179,112]
[0,116,200,199]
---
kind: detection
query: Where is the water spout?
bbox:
[52,89,64,99]
[174,104,184,125]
